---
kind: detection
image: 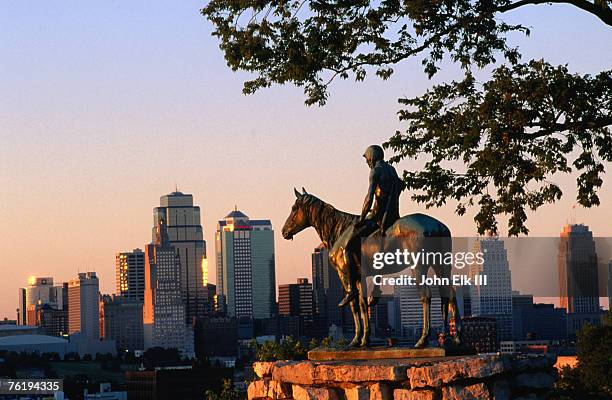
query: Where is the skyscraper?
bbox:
[116,249,145,302]
[278,278,314,321]
[153,191,208,322]
[558,224,600,314]
[144,220,193,355]
[311,245,345,328]
[100,294,144,352]
[469,236,513,341]
[215,208,276,319]
[68,272,100,340]
[18,277,66,326]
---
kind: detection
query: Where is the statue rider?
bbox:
[338,145,404,307]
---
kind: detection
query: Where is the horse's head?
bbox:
[282,187,312,240]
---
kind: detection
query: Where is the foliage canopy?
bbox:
[202,0,612,234]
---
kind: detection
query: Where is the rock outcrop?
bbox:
[248,354,557,400]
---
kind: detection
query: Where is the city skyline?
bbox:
[2,1,612,319]
[4,190,612,319]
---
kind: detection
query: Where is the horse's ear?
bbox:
[302,187,308,195]
[294,188,301,199]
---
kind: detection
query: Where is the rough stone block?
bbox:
[272,362,316,385]
[254,362,275,378]
[442,383,489,400]
[247,380,292,400]
[268,381,293,399]
[409,355,508,388]
[315,363,407,383]
[292,385,339,400]
[393,388,435,400]
[345,386,369,400]
[369,383,391,400]
[248,380,269,400]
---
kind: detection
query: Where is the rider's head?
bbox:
[363,145,384,168]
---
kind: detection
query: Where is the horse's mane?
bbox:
[301,194,358,249]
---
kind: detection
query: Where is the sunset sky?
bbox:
[1,1,611,318]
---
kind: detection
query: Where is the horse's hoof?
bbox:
[359,337,370,347]
[414,336,428,348]
[349,339,359,347]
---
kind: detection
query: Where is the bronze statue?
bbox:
[281,146,462,348]
[339,145,403,308]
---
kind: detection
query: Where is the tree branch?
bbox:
[498,0,612,26]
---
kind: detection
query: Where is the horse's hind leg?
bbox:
[448,287,462,345]
[355,279,370,347]
[438,278,451,342]
[348,299,362,347]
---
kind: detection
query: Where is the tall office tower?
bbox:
[35,304,68,337]
[68,272,100,340]
[278,278,314,321]
[100,295,144,352]
[469,236,513,341]
[144,221,193,355]
[116,249,145,302]
[558,224,600,314]
[215,208,276,319]
[511,291,534,340]
[311,245,346,328]
[393,285,443,343]
[153,191,208,322]
[18,277,65,326]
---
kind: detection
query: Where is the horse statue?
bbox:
[281,188,462,348]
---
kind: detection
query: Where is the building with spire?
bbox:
[215,208,276,319]
[144,219,193,356]
[153,191,209,322]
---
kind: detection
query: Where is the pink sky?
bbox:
[1,1,611,318]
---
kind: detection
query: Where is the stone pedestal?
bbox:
[248,353,557,400]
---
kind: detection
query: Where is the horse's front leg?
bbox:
[349,300,362,347]
[356,279,370,347]
[415,281,432,348]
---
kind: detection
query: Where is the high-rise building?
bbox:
[68,272,100,340]
[153,191,208,322]
[144,220,193,355]
[35,304,68,337]
[17,277,65,326]
[461,316,498,353]
[558,224,600,314]
[311,245,345,328]
[278,278,314,321]
[215,208,276,319]
[116,249,145,302]
[100,295,144,352]
[469,236,513,341]
[370,294,393,338]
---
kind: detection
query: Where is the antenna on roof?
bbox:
[234,204,237,212]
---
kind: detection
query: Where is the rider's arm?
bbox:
[359,168,378,222]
